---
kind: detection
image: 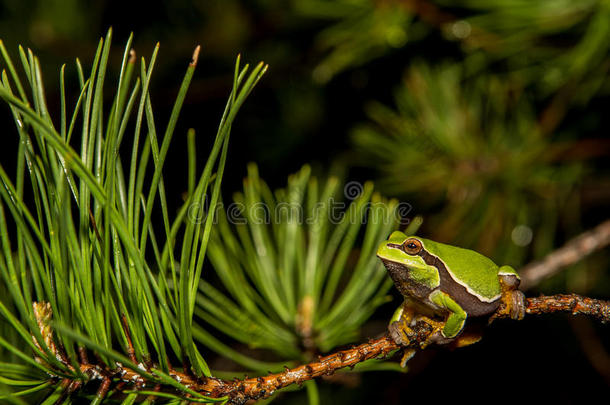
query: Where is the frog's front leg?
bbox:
[388,300,420,367]
[491,266,526,322]
[388,299,417,346]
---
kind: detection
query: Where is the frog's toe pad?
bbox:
[388,321,411,346]
[499,273,520,289]
[509,290,526,320]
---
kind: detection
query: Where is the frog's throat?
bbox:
[381,258,434,301]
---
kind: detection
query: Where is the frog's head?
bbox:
[377,232,432,295]
[377,231,428,271]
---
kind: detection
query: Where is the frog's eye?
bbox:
[402,238,422,255]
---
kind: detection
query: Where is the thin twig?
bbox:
[77,346,89,365]
[120,314,137,364]
[219,336,400,404]
[94,377,111,403]
[32,211,610,405]
[525,294,610,323]
[37,293,608,403]
[213,293,610,403]
[519,219,610,289]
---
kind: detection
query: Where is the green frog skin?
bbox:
[377,231,525,346]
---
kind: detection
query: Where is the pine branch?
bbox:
[525,294,610,323]
[212,294,610,403]
[27,219,610,402]
[30,293,610,403]
[205,293,610,403]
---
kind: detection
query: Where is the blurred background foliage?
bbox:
[1,0,609,403]
[196,164,404,366]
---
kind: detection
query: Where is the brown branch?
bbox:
[120,314,137,364]
[208,294,610,403]
[519,219,610,290]
[89,334,402,403]
[59,294,610,403]
[216,336,401,404]
[32,293,610,402]
[94,377,112,403]
[525,294,610,323]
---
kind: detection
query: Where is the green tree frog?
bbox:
[377,231,525,348]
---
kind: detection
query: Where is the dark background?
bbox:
[1,1,609,403]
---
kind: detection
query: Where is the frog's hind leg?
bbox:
[418,290,468,347]
[449,327,483,348]
[399,348,417,368]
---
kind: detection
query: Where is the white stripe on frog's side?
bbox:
[435,255,502,303]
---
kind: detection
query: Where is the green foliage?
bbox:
[195,164,406,365]
[300,0,610,98]
[0,1,608,402]
[293,0,608,280]
[0,26,403,404]
[307,0,609,276]
[0,29,266,402]
[295,0,413,83]
[353,63,583,260]
[439,0,610,98]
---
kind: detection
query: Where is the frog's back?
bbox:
[419,238,501,302]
